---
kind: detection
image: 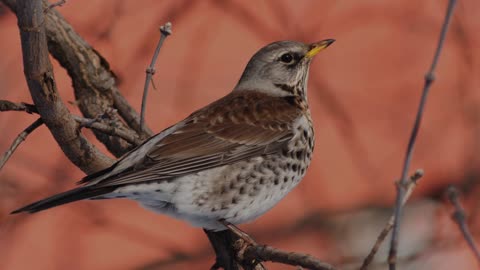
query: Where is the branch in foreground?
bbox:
[3,0,149,156]
[447,186,480,263]
[15,0,113,174]
[360,169,424,270]
[388,1,457,269]
[0,100,142,147]
[140,22,172,132]
[0,100,37,114]
[0,118,44,171]
[44,0,67,11]
[72,115,141,146]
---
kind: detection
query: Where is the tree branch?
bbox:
[15,0,113,174]
[0,100,37,114]
[44,0,66,11]
[361,169,424,270]
[243,244,335,270]
[388,1,457,269]
[0,118,44,171]
[2,0,152,157]
[72,115,142,146]
[0,100,142,147]
[447,186,480,263]
[140,22,172,132]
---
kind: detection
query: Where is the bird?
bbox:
[11,39,335,231]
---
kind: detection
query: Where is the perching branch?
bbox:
[388,1,457,269]
[243,244,335,270]
[360,169,424,270]
[0,118,44,171]
[205,228,336,270]
[446,186,480,263]
[140,22,172,132]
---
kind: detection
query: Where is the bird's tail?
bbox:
[10,186,116,214]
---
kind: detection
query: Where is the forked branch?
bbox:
[388,1,457,269]
[140,22,172,132]
[447,186,480,263]
[0,118,43,171]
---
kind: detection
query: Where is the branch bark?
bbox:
[0,118,44,170]
[14,0,113,174]
[388,1,457,268]
[3,0,152,157]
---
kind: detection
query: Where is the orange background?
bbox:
[1,0,480,269]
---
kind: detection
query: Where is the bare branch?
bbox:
[206,223,336,270]
[243,245,335,270]
[360,170,424,270]
[72,115,141,146]
[0,100,37,114]
[1,100,141,147]
[2,0,153,156]
[44,0,66,11]
[140,22,172,132]
[447,186,480,263]
[15,0,113,174]
[388,1,457,269]
[0,118,44,171]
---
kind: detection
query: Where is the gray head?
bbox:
[234,39,335,98]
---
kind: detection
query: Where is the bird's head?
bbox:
[235,39,335,99]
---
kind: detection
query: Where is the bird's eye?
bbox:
[280,53,294,64]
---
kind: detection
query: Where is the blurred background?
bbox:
[1,0,480,269]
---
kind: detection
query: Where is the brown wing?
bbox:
[91,91,303,187]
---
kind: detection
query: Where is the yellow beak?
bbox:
[305,39,335,59]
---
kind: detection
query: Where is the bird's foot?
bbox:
[219,219,257,246]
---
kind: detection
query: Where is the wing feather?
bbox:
[88,91,302,188]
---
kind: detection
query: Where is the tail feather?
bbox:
[11,186,116,214]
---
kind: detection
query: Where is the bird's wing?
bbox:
[85,91,303,188]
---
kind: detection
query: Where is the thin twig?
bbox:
[244,244,335,270]
[72,115,142,146]
[0,100,141,146]
[0,100,37,114]
[447,186,480,263]
[140,22,172,132]
[388,1,457,269]
[360,170,424,270]
[44,0,67,12]
[0,118,44,171]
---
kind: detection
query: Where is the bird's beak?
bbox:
[305,39,335,59]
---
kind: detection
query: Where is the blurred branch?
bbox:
[447,186,480,263]
[0,118,43,171]
[44,0,66,11]
[140,22,172,132]
[388,1,457,269]
[360,169,424,270]
[0,100,37,114]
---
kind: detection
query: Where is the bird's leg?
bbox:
[219,219,257,246]
[218,220,266,269]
